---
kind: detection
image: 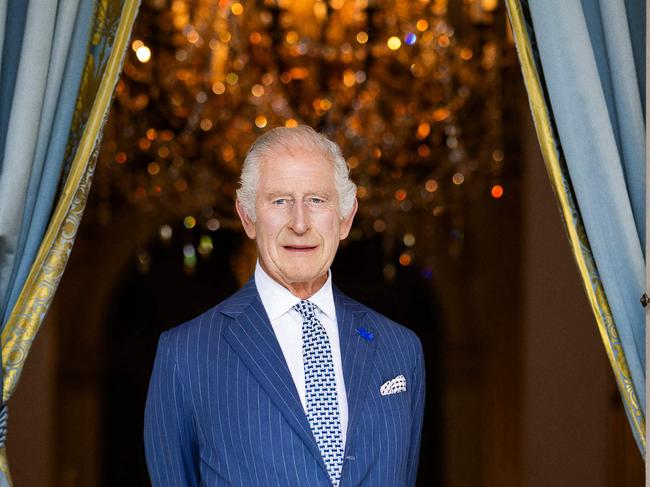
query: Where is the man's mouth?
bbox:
[282,245,318,252]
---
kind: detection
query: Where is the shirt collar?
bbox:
[254,261,336,321]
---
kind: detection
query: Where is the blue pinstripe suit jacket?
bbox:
[144,277,425,486]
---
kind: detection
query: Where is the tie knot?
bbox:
[293,300,317,319]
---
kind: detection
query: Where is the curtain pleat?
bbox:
[0,1,29,176]
[507,0,646,453]
[0,2,7,91]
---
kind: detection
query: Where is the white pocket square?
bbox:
[380,374,407,396]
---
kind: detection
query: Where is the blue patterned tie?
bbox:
[293,300,344,486]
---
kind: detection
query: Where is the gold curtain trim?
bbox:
[1,0,140,400]
[505,0,645,451]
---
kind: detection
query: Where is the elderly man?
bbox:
[144,125,425,486]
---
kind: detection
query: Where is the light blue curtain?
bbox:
[0,0,140,482]
[0,2,94,483]
[510,0,646,452]
[0,0,94,325]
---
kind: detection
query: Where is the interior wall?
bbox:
[521,104,643,485]
[7,306,57,487]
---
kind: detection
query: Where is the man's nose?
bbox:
[289,200,310,234]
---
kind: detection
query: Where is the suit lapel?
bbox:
[334,286,377,456]
[221,279,328,475]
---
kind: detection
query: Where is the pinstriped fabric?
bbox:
[144,277,425,486]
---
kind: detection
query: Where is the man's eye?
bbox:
[308,197,324,204]
[272,198,289,205]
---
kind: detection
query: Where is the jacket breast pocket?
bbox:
[377,389,410,412]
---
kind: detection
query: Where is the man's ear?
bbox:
[339,198,358,240]
[236,199,257,239]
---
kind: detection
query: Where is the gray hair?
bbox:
[236,125,357,221]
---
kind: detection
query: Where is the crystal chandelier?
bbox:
[97,0,512,273]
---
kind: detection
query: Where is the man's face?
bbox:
[236,149,357,296]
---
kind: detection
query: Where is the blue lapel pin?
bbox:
[356,327,374,342]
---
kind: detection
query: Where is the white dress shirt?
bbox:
[254,261,349,448]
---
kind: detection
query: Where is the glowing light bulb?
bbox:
[491,184,504,199]
[387,36,402,50]
[135,45,151,63]
[184,216,196,229]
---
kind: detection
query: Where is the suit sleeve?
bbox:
[144,331,200,486]
[406,336,426,487]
